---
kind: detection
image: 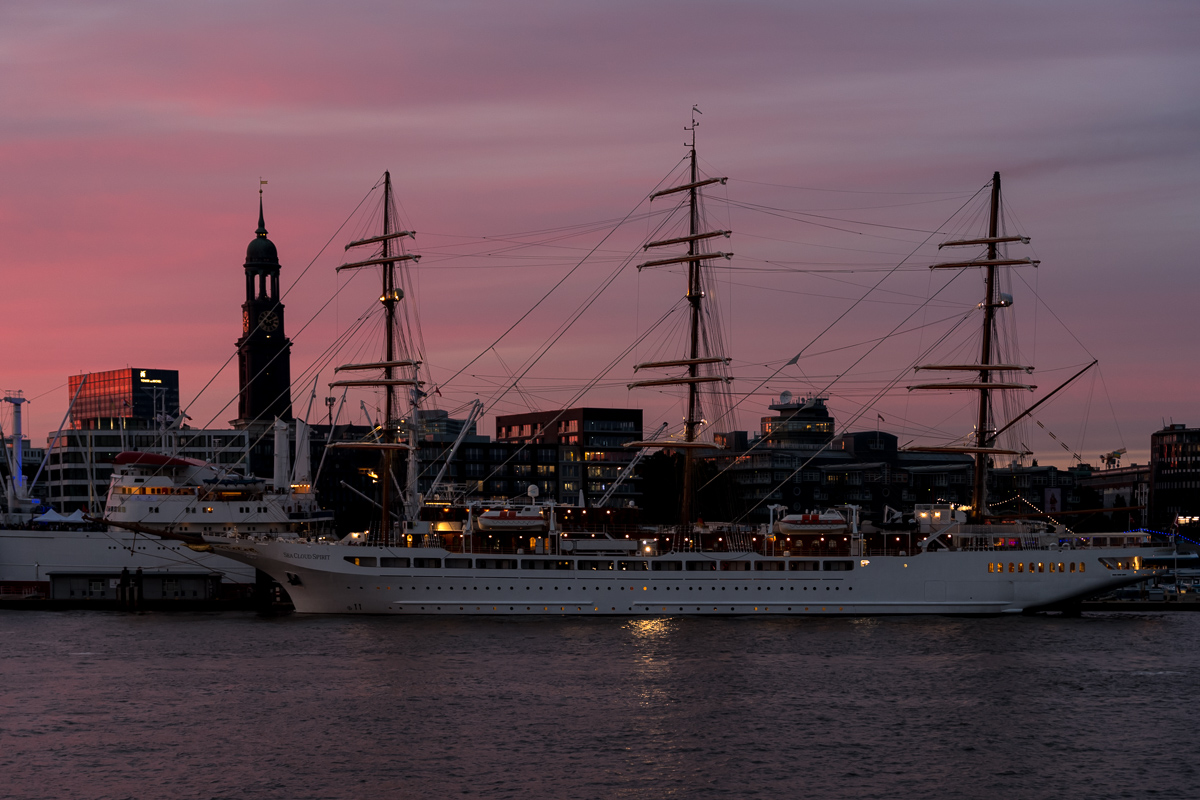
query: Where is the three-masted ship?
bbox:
[177,164,1170,615]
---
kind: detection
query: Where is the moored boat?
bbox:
[777,508,849,536]
[136,157,1178,615]
[473,503,547,532]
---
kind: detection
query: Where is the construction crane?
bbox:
[1101,448,1127,469]
[595,423,668,508]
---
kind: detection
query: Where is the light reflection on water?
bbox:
[1,611,1198,800]
[626,616,675,639]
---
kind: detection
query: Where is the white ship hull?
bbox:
[0,527,255,587]
[205,537,1162,615]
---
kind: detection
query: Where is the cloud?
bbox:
[0,0,1196,466]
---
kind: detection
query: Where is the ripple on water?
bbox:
[0,611,1197,799]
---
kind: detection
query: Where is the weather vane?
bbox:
[685,104,702,148]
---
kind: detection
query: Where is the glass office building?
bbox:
[68,368,180,429]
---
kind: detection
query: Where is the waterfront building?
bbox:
[987,462,1097,525]
[416,408,483,440]
[495,408,643,505]
[1077,462,1150,530]
[711,394,975,524]
[69,368,180,430]
[38,368,250,512]
[1149,423,1200,529]
[42,424,249,513]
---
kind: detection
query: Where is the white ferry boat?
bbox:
[1,414,327,597]
[142,163,1173,615]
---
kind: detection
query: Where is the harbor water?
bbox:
[1,611,1197,799]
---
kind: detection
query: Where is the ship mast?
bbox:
[380,172,396,543]
[972,174,1002,523]
[329,171,422,547]
[682,127,702,524]
[628,110,733,527]
[909,172,1039,522]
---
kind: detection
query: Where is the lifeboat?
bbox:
[777,508,848,535]
[474,505,547,532]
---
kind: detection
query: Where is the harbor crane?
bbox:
[1101,448,1127,468]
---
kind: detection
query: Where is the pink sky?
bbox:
[1,0,1197,467]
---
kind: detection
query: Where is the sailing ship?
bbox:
[126,158,1172,615]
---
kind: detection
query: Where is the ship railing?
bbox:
[957,524,1033,535]
[952,539,1163,552]
[0,583,46,599]
[953,539,1053,552]
[377,537,858,559]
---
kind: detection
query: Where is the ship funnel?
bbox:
[273,418,290,490]
[292,420,311,486]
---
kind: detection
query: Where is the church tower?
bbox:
[235,193,293,426]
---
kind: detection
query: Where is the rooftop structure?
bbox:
[68,368,180,430]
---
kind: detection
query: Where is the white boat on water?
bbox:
[1,412,328,597]
[132,160,1179,616]
[189,529,1165,616]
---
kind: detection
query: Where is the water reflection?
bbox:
[625,617,675,640]
[3,611,1195,799]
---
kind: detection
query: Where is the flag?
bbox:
[432,385,442,397]
[877,413,885,423]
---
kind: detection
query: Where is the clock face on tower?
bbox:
[258,309,280,332]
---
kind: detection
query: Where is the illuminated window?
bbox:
[1058,563,1064,573]
[988,563,994,573]
[1050,562,1056,573]
[1038,562,1044,573]
[1008,562,1015,573]
[1079,562,1085,573]
[1018,563,1024,573]
[1069,562,1076,573]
